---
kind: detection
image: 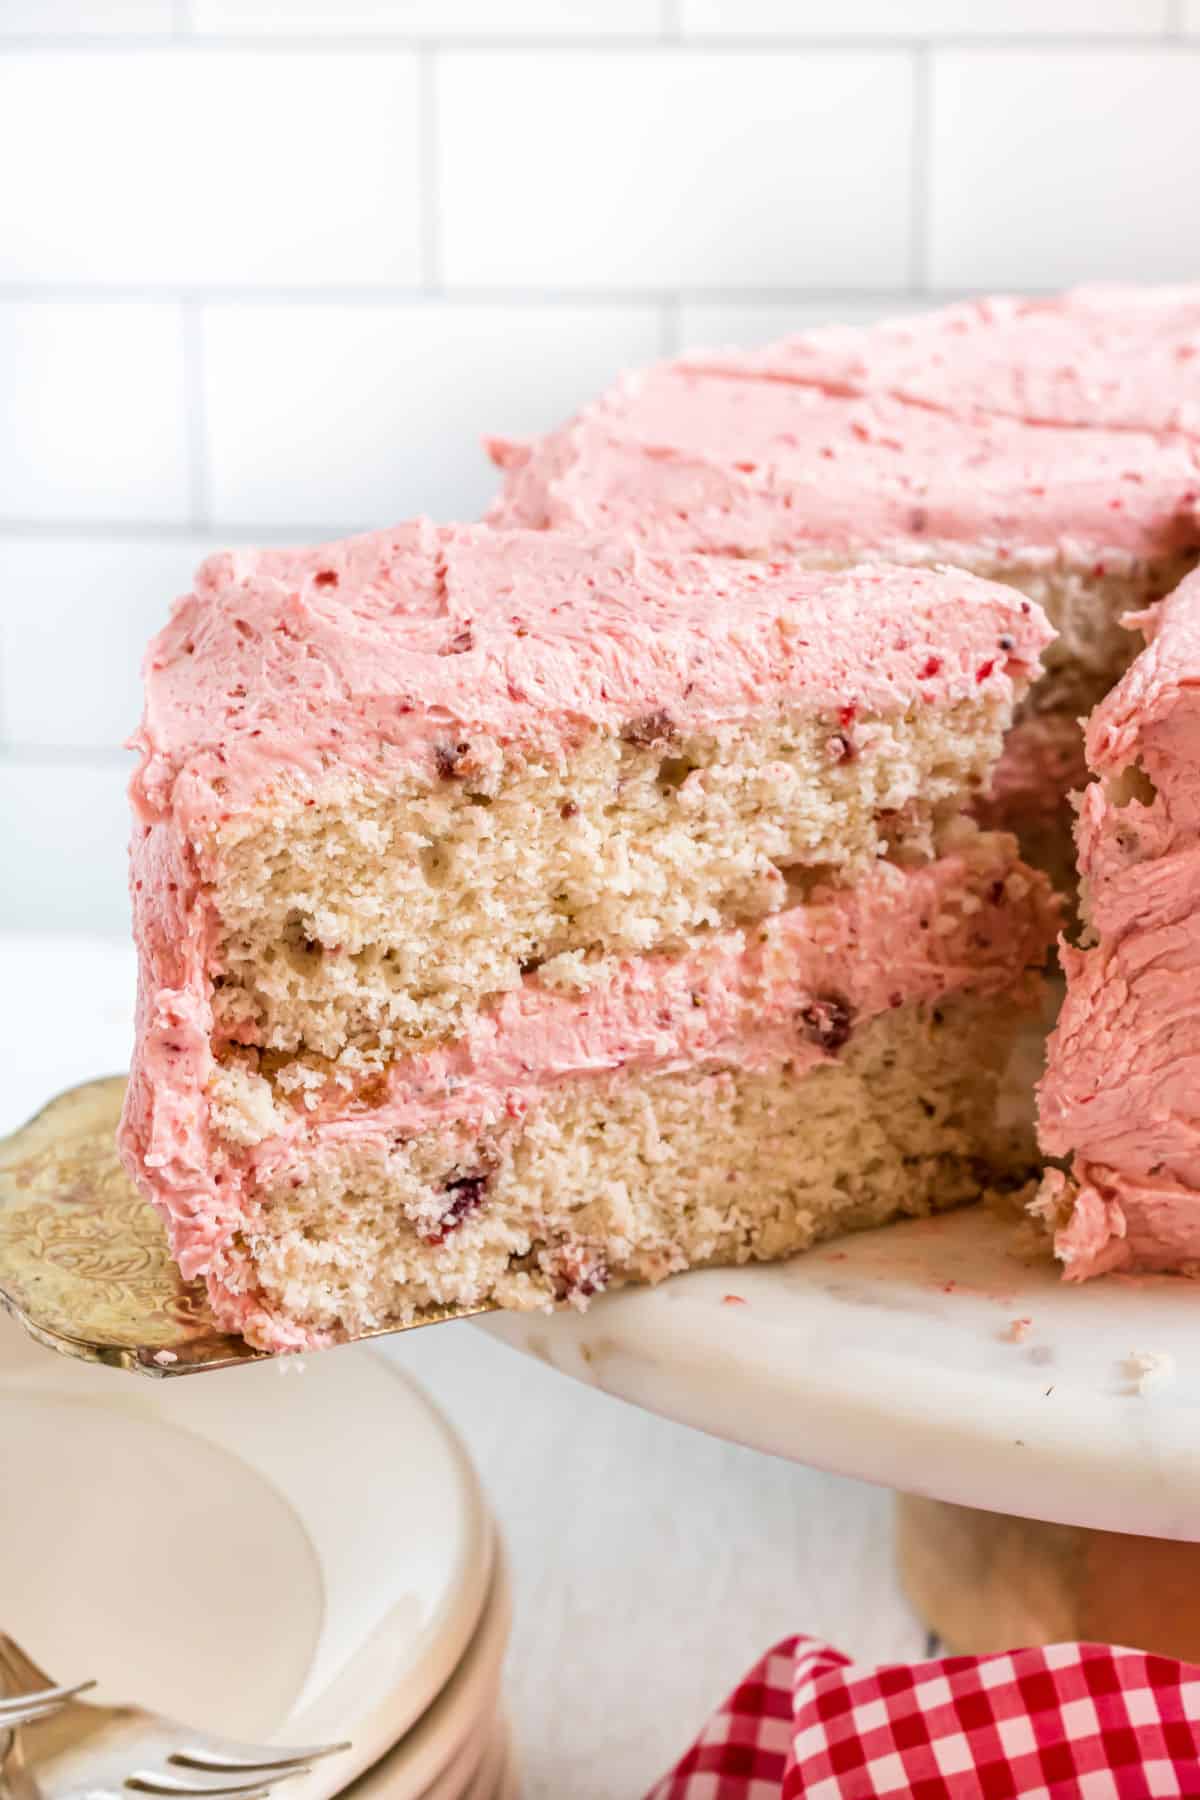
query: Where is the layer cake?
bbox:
[119,522,1057,1349]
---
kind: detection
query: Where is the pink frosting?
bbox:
[247,850,1056,1162]
[131,520,1051,842]
[190,849,1055,1350]
[696,285,1200,437]
[1038,569,1200,1275]
[119,520,1057,1345]
[488,290,1200,564]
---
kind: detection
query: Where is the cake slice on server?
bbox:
[119,521,1059,1352]
[1037,569,1200,1277]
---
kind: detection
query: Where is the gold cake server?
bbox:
[0,1077,491,1378]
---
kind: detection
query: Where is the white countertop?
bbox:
[0,934,925,1799]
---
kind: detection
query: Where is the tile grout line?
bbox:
[0,744,133,768]
[182,301,211,532]
[658,294,682,357]
[0,32,1191,51]
[0,283,971,305]
[908,43,932,294]
[0,518,375,541]
[419,44,443,292]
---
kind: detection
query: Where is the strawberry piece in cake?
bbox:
[119,521,1058,1350]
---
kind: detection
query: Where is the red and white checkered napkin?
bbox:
[646,1634,1200,1799]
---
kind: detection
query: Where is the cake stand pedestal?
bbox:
[7,1073,1200,1661]
[479,1206,1200,1660]
[896,1496,1200,1661]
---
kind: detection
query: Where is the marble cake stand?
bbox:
[6,1065,1200,1659]
[480,1207,1200,1659]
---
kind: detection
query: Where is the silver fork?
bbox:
[0,1636,349,1800]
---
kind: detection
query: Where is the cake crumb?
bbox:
[1126,1349,1175,1394]
[722,1293,747,1306]
[1004,1316,1032,1343]
[535,949,615,993]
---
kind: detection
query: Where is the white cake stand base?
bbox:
[480,1205,1200,1658]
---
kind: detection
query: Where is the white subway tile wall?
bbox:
[437,50,914,287]
[2,0,1196,934]
[0,302,190,522]
[0,538,216,749]
[201,301,664,527]
[677,295,939,350]
[0,51,424,286]
[190,1,665,34]
[0,1,175,33]
[929,49,1200,287]
[681,1,1174,34]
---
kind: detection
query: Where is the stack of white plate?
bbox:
[0,1313,516,1800]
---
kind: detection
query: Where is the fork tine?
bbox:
[170,1744,350,1774]
[127,1768,312,1796]
[0,1680,95,1716]
[0,1696,77,1729]
[129,1789,270,1800]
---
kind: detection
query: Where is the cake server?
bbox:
[0,1077,493,1379]
[0,1634,348,1800]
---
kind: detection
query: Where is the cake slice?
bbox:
[487,287,1200,887]
[1037,570,1200,1277]
[119,521,1059,1351]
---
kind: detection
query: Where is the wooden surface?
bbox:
[898,1494,1200,1663]
[1,935,927,1799]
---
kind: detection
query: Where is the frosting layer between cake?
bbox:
[200,841,1057,1348]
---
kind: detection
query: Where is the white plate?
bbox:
[481,1205,1200,1541]
[412,1710,495,1800]
[344,1554,511,1800]
[0,1312,493,1794]
[463,1716,517,1800]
